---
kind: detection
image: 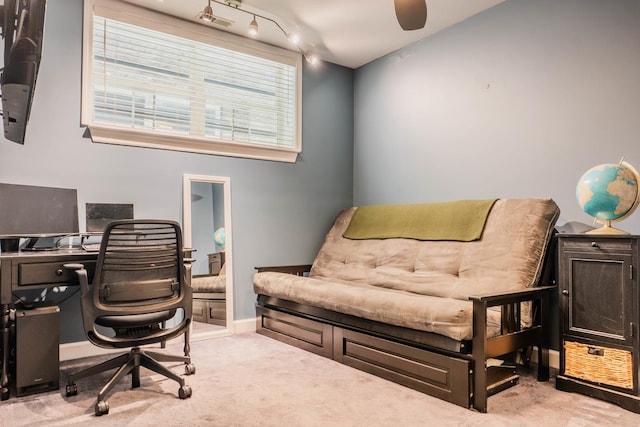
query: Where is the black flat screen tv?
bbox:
[1,0,47,144]
[0,183,79,251]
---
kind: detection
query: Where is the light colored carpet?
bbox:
[1,332,639,426]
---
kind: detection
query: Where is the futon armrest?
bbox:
[470,285,556,412]
[468,285,556,307]
[255,264,312,276]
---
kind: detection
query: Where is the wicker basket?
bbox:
[564,341,633,390]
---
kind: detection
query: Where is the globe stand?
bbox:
[586,220,630,235]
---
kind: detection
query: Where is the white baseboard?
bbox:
[61,318,558,371]
[551,349,559,370]
[232,317,257,334]
[60,318,258,361]
[532,348,559,370]
[229,319,561,371]
[59,341,122,361]
[227,319,561,370]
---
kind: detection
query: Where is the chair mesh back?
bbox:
[96,221,183,305]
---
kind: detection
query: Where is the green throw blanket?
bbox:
[342,199,498,242]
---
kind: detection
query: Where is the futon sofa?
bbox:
[191,265,226,325]
[254,198,560,412]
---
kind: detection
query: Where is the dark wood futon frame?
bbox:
[255,237,557,413]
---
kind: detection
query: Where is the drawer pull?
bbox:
[587,346,604,356]
[590,241,599,248]
[56,269,64,276]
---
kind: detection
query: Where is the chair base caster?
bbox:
[185,363,196,375]
[95,400,109,416]
[66,383,78,397]
[178,384,192,399]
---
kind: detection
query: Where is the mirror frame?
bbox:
[183,174,234,339]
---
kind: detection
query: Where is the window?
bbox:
[82,0,302,162]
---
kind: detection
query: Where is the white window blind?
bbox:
[82,0,302,162]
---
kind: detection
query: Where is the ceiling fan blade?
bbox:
[394,0,427,31]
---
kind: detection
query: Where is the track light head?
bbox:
[288,33,300,45]
[200,1,214,22]
[248,15,258,36]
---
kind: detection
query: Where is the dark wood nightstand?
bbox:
[556,234,640,413]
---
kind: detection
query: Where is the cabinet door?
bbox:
[561,251,634,345]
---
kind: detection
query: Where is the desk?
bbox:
[0,249,98,400]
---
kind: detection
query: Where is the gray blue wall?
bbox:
[5,0,638,346]
[354,0,640,234]
[353,0,640,351]
[0,0,354,342]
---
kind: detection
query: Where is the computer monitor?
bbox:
[0,183,79,251]
[86,203,134,233]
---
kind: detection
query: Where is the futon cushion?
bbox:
[192,274,226,293]
[311,199,559,298]
[253,198,559,342]
[254,271,501,340]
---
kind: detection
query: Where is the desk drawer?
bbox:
[18,260,95,286]
[561,238,633,252]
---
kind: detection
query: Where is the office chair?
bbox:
[64,220,195,416]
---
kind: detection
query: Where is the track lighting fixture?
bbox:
[197,0,318,65]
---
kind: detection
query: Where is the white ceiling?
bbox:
[122,0,506,69]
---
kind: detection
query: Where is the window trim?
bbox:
[81,0,302,163]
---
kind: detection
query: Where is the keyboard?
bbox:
[82,243,101,251]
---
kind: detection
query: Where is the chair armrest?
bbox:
[468,285,556,307]
[255,264,312,276]
[183,247,196,258]
[63,263,90,296]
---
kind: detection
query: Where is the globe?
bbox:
[576,161,640,234]
[214,227,226,250]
